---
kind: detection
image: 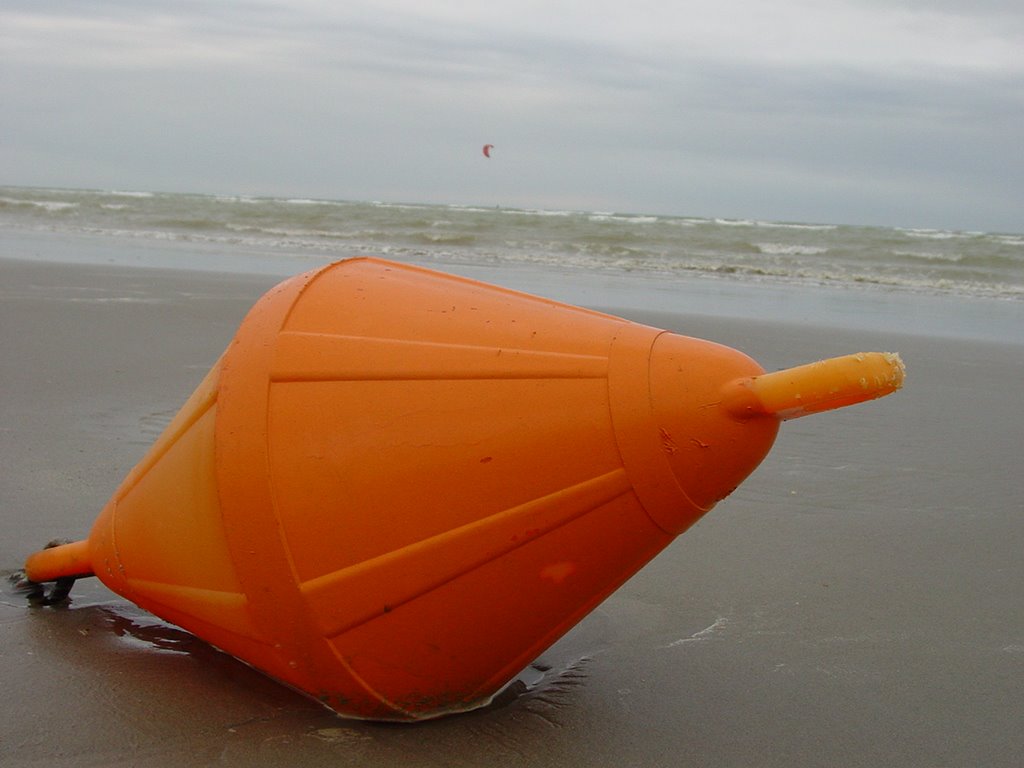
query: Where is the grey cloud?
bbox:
[2,1,1021,231]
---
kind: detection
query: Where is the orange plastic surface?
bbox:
[24,257,904,720]
[722,352,905,420]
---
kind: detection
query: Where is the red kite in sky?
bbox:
[482,144,494,158]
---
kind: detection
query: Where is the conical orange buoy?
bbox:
[23,257,904,720]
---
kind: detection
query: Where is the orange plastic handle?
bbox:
[24,539,92,583]
[722,352,905,420]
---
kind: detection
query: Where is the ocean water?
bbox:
[3,186,1021,302]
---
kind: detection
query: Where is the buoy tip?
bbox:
[883,351,907,387]
[724,350,906,421]
[23,539,93,584]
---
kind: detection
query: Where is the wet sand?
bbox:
[2,256,1022,767]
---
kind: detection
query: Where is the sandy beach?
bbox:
[2,254,1022,767]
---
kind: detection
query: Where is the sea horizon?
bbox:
[6,181,1024,236]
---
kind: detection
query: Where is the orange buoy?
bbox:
[23,257,904,720]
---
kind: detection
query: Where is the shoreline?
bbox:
[3,227,1022,346]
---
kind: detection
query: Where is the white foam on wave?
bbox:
[215,195,261,204]
[763,221,837,231]
[588,214,659,224]
[757,243,828,256]
[225,222,372,240]
[502,208,575,218]
[992,234,1024,247]
[1,196,79,212]
[900,227,961,241]
[714,217,757,227]
[108,190,154,198]
[445,205,492,214]
[282,197,351,207]
[715,217,837,231]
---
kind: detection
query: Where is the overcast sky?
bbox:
[2,0,1022,231]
